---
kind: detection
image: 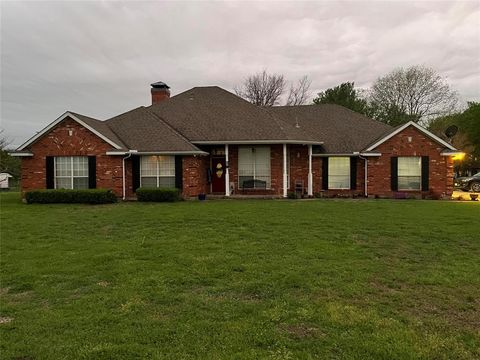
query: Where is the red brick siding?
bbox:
[289,145,308,193]
[367,125,453,198]
[182,155,210,197]
[20,117,125,197]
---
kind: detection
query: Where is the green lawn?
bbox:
[1,192,479,359]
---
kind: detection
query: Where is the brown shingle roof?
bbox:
[69,112,127,149]
[268,104,393,153]
[147,86,321,143]
[66,87,393,154]
[105,107,203,153]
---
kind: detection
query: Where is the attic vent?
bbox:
[295,116,300,128]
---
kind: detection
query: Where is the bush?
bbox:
[287,191,298,199]
[136,188,181,202]
[25,189,117,204]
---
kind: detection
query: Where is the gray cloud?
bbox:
[1,1,479,147]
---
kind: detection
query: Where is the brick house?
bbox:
[12,82,462,199]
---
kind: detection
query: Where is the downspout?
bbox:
[122,150,138,201]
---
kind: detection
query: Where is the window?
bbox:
[55,156,89,189]
[398,157,421,190]
[238,146,271,189]
[328,157,350,189]
[140,155,175,188]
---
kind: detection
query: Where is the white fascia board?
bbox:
[106,150,209,156]
[364,121,457,152]
[192,140,324,145]
[312,152,382,157]
[312,153,358,157]
[8,152,34,157]
[17,111,122,151]
[359,152,382,157]
[440,150,465,156]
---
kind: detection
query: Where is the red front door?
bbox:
[211,157,226,193]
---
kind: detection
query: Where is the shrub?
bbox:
[25,189,117,204]
[136,188,181,202]
[287,191,298,199]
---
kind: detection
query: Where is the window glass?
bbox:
[158,156,175,177]
[328,157,350,189]
[73,157,88,176]
[54,156,89,189]
[56,177,71,189]
[55,157,71,177]
[140,156,157,177]
[140,155,176,188]
[398,157,421,190]
[238,146,271,189]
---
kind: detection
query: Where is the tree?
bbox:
[369,65,458,126]
[0,130,21,179]
[235,70,286,106]
[312,82,369,114]
[286,75,312,106]
[429,102,480,174]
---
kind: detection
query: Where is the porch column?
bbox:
[283,144,288,198]
[225,144,230,196]
[308,144,313,196]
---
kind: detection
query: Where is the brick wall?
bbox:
[20,117,125,197]
[367,125,453,198]
[182,155,210,197]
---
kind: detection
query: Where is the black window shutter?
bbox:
[132,155,140,192]
[46,156,55,189]
[391,157,398,191]
[88,156,96,189]
[322,157,329,190]
[350,157,357,190]
[175,155,183,190]
[421,156,429,191]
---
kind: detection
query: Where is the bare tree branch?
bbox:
[286,75,312,106]
[235,70,286,106]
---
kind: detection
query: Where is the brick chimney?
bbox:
[151,81,170,104]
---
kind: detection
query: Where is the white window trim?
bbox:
[54,156,89,190]
[237,146,272,190]
[397,156,422,191]
[140,156,175,188]
[328,157,351,190]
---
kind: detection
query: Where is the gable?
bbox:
[17,112,124,151]
[364,121,457,152]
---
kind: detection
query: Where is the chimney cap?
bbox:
[151,81,170,89]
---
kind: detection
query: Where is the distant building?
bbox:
[0,173,13,190]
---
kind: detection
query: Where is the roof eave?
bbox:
[192,140,324,145]
[8,152,34,157]
[17,111,123,151]
[106,150,209,156]
[364,121,457,152]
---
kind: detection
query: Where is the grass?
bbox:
[1,192,479,359]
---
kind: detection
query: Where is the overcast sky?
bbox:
[1,1,479,148]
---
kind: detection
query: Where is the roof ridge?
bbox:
[106,106,146,122]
